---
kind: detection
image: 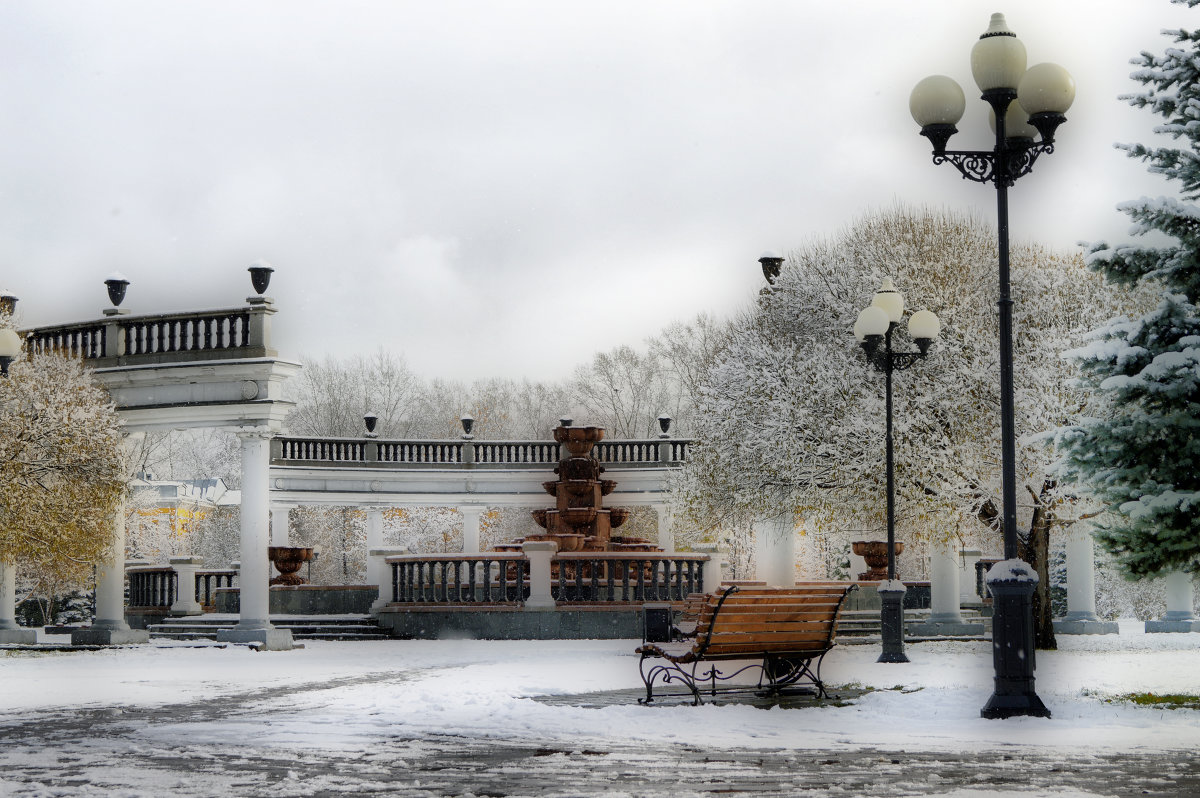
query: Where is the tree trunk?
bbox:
[1019,481,1058,651]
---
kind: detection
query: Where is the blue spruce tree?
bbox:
[1057,0,1200,578]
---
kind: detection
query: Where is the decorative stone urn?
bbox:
[268,546,314,586]
[852,540,904,581]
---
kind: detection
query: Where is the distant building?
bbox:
[128,473,240,558]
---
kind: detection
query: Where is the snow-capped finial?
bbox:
[981,12,1014,38]
[247,260,275,304]
[103,272,131,315]
[758,251,784,285]
[0,289,17,316]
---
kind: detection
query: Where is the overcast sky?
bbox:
[0,1,1190,382]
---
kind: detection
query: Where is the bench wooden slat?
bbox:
[699,621,838,634]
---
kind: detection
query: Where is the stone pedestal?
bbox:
[694,544,725,593]
[981,560,1050,719]
[1054,527,1118,635]
[0,559,35,644]
[522,540,557,611]
[877,581,909,663]
[1146,571,1200,633]
[217,429,293,651]
[909,542,984,637]
[169,557,204,616]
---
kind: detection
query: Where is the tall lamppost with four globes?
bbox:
[909,12,1074,719]
[853,278,941,664]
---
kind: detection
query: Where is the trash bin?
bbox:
[643,602,672,643]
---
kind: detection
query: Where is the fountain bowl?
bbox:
[559,507,598,528]
[554,425,606,456]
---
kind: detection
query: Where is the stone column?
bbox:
[910,541,984,637]
[1146,571,1200,633]
[753,511,795,587]
[270,504,292,546]
[0,558,35,644]
[460,505,483,555]
[522,540,557,611]
[958,549,982,603]
[365,507,388,613]
[217,428,293,650]
[73,433,149,646]
[654,504,675,553]
[1055,526,1118,635]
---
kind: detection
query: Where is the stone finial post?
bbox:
[369,548,407,614]
[169,557,204,616]
[693,544,725,592]
[522,540,557,611]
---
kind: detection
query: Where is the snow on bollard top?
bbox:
[985,558,1039,585]
[877,579,908,592]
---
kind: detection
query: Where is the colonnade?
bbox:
[749,513,1198,635]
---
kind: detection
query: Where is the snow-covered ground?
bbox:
[0,620,1197,797]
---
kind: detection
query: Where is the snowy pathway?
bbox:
[0,624,1197,796]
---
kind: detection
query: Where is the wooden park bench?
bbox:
[635,583,857,705]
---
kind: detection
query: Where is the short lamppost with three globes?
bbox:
[853,279,941,664]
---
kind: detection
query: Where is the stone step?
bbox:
[147,615,388,642]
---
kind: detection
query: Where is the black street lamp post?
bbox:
[854,279,941,664]
[909,13,1073,718]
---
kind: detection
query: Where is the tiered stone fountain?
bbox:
[498,424,660,553]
